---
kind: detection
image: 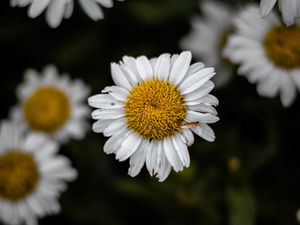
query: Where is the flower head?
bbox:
[11,65,90,143]
[88,51,219,181]
[0,120,77,225]
[224,5,300,107]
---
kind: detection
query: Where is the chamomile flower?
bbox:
[260,0,300,26]
[11,65,90,143]
[181,1,235,88]
[224,5,300,107]
[10,0,124,28]
[88,51,219,182]
[0,120,77,225]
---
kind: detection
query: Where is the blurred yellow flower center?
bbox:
[125,79,186,140]
[0,151,39,201]
[264,25,300,69]
[24,86,71,133]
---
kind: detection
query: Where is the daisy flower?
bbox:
[224,5,300,107]
[0,120,77,225]
[10,0,124,28]
[181,1,235,88]
[88,51,219,182]
[11,65,90,143]
[260,0,300,26]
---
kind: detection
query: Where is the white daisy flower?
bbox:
[181,1,235,88]
[224,5,300,107]
[10,0,124,28]
[88,51,219,182]
[0,120,77,225]
[11,65,90,143]
[260,0,300,26]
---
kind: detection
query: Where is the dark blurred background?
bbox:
[1,0,300,225]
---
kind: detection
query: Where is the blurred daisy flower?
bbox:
[224,5,300,107]
[181,1,235,88]
[11,65,90,143]
[10,0,124,28]
[260,0,300,26]
[88,51,219,182]
[0,120,77,225]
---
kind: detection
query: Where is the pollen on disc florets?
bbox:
[124,79,186,140]
[23,86,71,133]
[264,25,300,69]
[0,151,39,201]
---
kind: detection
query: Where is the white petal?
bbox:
[172,133,190,167]
[28,0,50,18]
[111,63,132,90]
[256,71,280,98]
[115,132,142,162]
[191,124,215,142]
[150,58,158,69]
[92,119,114,133]
[25,134,57,154]
[103,128,128,154]
[184,80,215,102]
[157,150,171,182]
[45,0,66,28]
[78,0,104,21]
[188,104,218,115]
[181,129,194,146]
[279,0,296,26]
[200,94,219,106]
[179,67,215,95]
[103,119,126,137]
[88,94,123,109]
[120,63,140,85]
[35,140,59,160]
[42,65,59,85]
[91,109,124,120]
[169,51,192,85]
[170,54,179,68]
[260,0,277,17]
[163,137,184,172]
[102,86,129,102]
[186,111,219,124]
[154,141,164,175]
[136,56,154,81]
[128,139,149,177]
[279,74,297,107]
[154,53,171,80]
[122,56,142,81]
[186,62,206,77]
[146,141,159,176]
[64,1,74,19]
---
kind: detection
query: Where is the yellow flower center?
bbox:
[264,25,300,69]
[24,86,71,133]
[125,79,186,140]
[0,151,39,201]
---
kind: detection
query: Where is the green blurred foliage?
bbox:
[1,0,300,225]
